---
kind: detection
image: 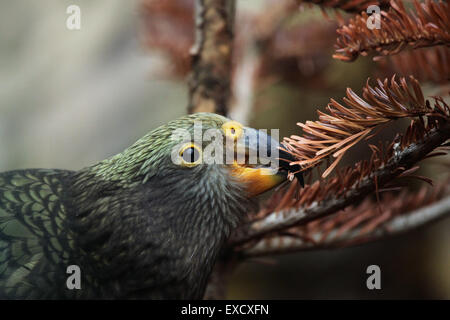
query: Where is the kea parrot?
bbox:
[0,112,300,299]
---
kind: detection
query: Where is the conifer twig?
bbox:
[282,76,445,177]
[334,0,450,62]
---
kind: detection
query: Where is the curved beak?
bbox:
[229,127,300,197]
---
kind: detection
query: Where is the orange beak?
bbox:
[228,127,288,197]
[230,164,286,197]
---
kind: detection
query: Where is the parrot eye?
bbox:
[179,143,202,167]
[222,121,243,140]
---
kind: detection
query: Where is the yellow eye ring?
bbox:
[179,143,202,167]
[222,121,243,140]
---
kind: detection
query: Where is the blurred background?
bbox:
[0,0,448,299]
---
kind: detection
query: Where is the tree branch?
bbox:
[188,0,235,115]
[242,195,450,257]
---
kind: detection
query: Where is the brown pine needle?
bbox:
[334,0,450,62]
[284,76,443,177]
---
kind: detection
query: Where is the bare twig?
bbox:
[188,0,235,115]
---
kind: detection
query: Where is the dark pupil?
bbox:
[183,147,199,163]
[230,127,236,134]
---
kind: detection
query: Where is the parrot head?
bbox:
[72,112,299,298]
[92,112,296,200]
